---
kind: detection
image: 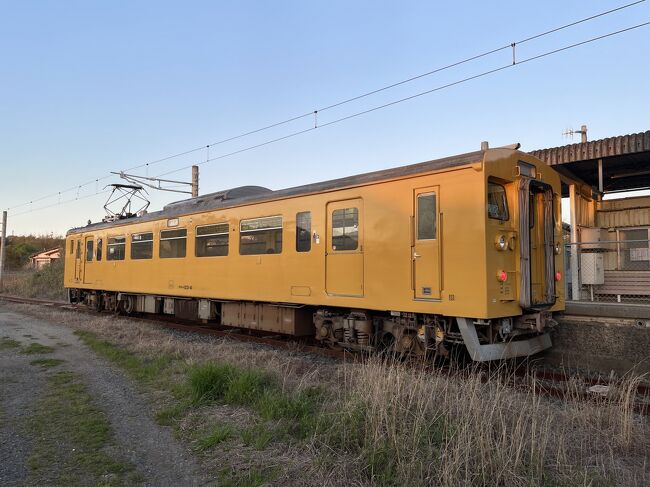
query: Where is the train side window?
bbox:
[70,239,74,254]
[296,212,311,252]
[332,208,358,251]
[107,236,126,261]
[417,193,436,240]
[487,181,509,221]
[196,223,229,257]
[76,240,81,258]
[86,239,94,262]
[240,216,282,255]
[96,238,103,261]
[132,232,154,260]
[160,229,187,258]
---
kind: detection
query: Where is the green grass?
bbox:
[74,330,175,385]
[241,423,274,450]
[20,343,54,355]
[26,370,137,486]
[0,337,21,350]
[195,423,234,451]
[30,358,65,368]
[218,468,276,487]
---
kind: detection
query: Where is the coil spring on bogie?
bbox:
[344,328,354,343]
[357,332,370,346]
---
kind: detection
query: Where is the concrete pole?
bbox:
[580,124,588,143]
[191,165,199,198]
[0,211,7,291]
[569,185,580,300]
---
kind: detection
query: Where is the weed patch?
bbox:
[30,358,65,368]
[26,370,137,486]
[20,342,54,355]
[74,330,176,386]
[0,337,21,350]
[241,423,274,450]
[195,423,233,451]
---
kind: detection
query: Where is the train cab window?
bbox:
[86,240,94,262]
[160,229,187,258]
[240,216,282,255]
[416,193,437,240]
[296,212,311,252]
[96,238,103,261]
[196,224,229,257]
[332,208,358,251]
[487,181,509,221]
[76,240,81,258]
[132,232,154,260]
[69,239,74,254]
[107,236,126,261]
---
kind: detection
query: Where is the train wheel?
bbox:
[118,295,135,315]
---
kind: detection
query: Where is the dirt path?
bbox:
[0,305,213,486]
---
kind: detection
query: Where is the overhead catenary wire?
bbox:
[154,20,650,180]
[4,0,648,215]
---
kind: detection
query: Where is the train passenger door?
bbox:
[412,187,441,299]
[325,199,364,296]
[74,239,82,282]
[83,236,94,284]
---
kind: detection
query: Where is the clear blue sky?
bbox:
[1,1,649,235]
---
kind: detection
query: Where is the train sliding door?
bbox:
[412,187,441,299]
[518,162,556,308]
[326,199,364,297]
[74,239,82,282]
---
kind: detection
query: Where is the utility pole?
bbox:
[0,211,7,292]
[191,165,199,198]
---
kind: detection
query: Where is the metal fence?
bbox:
[565,239,650,304]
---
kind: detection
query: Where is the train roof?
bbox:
[68,148,493,235]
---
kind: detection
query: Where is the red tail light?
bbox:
[555,271,562,281]
[497,270,508,282]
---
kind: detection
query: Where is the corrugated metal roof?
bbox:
[530,130,650,165]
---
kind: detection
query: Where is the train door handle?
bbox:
[413,252,421,259]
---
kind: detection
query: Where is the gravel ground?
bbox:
[0,304,214,487]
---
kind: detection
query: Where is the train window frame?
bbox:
[195,223,229,257]
[416,192,437,241]
[107,236,126,261]
[296,211,311,252]
[332,207,359,251]
[96,238,103,261]
[239,215,283,255]
[131,232,154,260]
[160,228,187,259]
[86,239,94,262]
[487,180,509,221]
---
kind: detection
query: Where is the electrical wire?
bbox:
[155,20,650,179]
[4,0,647,214]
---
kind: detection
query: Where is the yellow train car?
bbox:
[65,146,564,361]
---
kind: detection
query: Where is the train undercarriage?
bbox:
[70,289,555,361]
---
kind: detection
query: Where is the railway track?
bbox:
[1,293,648,416]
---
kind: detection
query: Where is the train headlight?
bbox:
[495,235,508,251]
[554,242,561,255]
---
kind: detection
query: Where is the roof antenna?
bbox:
[562,124,588,143]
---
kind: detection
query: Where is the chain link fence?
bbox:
[565,239,650,304]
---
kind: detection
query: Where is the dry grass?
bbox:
[5,303,649,486]
[313,358,649,486]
